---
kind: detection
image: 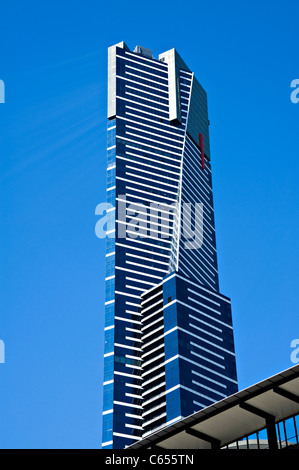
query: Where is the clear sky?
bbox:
[0,0,298,449]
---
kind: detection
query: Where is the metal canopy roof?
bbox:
[129,364,299,450]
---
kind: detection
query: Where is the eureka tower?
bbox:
[101,42,238,449]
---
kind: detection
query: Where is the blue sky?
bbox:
[0,0,298,449]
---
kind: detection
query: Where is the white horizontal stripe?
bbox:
[122,325,143,335]
[188,288,220,306]
[114,343,142,351]
[143,371,165,388]
[142,324,164,341]
[125,412,143,419]
[128,162,173,192]
[102,440,113,447]
[104,325,114,331]
[126,252,168,266]
[115,316,142,325]
[103,379,114,386]
[169,323,234,356]
[125,105,169,122]
[191,369,227,388]
[183,246,217,274]
[141,272,176,297]
[125,145,181,164]
[116,176,177,194]
[116,265,163,280]
[125,310,142,317]
[125,161,179,177]
[115,290,140,299]
[105,225,115,235]
[104,351,114,358]
[192,380,227,398]
[142,316,164,333]
[117,52,167,72]
[125,110,184,134]
[125,169,178,186]
[177,274,231,303]
[126,85,168,101]
[126,130,182,151]
[125,336,143,344]
[190,322,223,346]
[180,355,237,384]
[142,401,166,418]
[116,95,168,115]
[142,343,164,359]
[142,306,164,325]
[126,124,182,145]
[126,260,168,273]
[178,300,232,330]
[180,69,193,76]
[118,135,181,157]
[126,278,156,287]
[179,258,216,290]
[143,412,167,428]
[191,350,225,369]
[125,64,168,81]
[143,416,183,438]
[125,392,142,399]
[189,314,222,333]
[117,242,169,259]
[125,186,177,202]
[113,431,142,440]
[120,193,177,211]
[126,91,168,108]
[125,284,148,292]
[141,289,163,306]
[125,423,143,430]
[190,341,224,360]
[181,245,217,281]
[116,237,171,251]
[142,296,164,314]
[142,381,165,398]
[142,359,165,379]
[143,352,165,369]
[122,71,168,89]
[114,371,141,379]
[113,401,142,410]
[117,114,183,138]
[188,296,221,315]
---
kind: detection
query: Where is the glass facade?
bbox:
[101,42,238,449]
[141,273,237,437]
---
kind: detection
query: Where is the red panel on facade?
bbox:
[199,133,205,169]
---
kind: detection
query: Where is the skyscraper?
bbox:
[101,42,238,449]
